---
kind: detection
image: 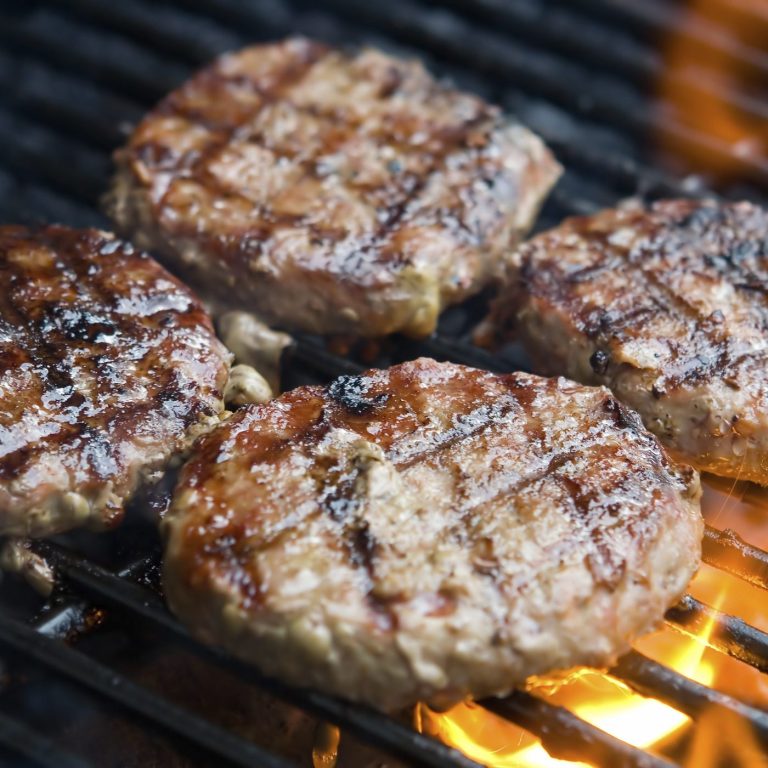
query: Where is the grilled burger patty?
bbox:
[108,38,560,338]
[163,358,702,711]
[481,199,768,484]
[0,226,231,537]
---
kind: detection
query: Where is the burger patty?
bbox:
[163,358,702,712]
[107,38,560,338]
[0,226,231,537]
[481,199,768,484]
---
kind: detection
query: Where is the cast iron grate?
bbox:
[1,1,768,766]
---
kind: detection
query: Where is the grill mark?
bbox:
[327,375,389,414]
[583,241,731,390]
[0,238,84,478]
[389,379,553,588]
[456,449,583,520]
[629,210,768,389]
[704,245,766,288]
[386,374,549,475]
[157,41,329,218]
[452,417,645,532]
[0,233,173,481]
[444,425,658,597]
[687,231,768,328]
[66,235,137,411]
[451,447,582,591]
[565,255,626,284]
[528,202,768,394]
[314,383,517,629]
[582,302,661,341]
[674,206,768,294]
[389,399,520,470]
[0,226,228,515]
[149,42,497,275]
[368,113,494,260]
[275,57,494,257]
[641,267,730,390]
[313,445,395,631]
[558,473,626,590]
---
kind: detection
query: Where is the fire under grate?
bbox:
[2,1,768,766]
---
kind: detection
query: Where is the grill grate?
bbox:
[1,1,768,766]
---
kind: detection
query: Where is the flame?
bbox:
[418,623,716,768]
[416,475,768,767]
[658,0,768,179]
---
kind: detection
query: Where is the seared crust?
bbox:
[0,226,231,537]
[107,38,560,337]
[163,358,701,711]
[483,199,768,484]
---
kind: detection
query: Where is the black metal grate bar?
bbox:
[702,525,768,592]
[5,0,729,206]
[0,713,91,768]
[612,651,768,748]
[0,104,108,204]
[17,541,484,768]
[566,0,768,75]
[0,8,187,103]
[0,619,301,768]
[666,594,768,674]
[482,692,676,768]
[429,0,768,127]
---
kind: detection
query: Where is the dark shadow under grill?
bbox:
[1,1,768,767]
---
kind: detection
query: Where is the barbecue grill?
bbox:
[2,1,768,766]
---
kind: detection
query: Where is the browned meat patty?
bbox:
[0,226,231,537]
[163,358,702,712]
[480,199,768,485]
[107,38,560,338]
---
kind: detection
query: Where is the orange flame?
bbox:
[418,621,716,767]
[658,0,768,179]
[417,476,767,767]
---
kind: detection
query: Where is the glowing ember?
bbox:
[312,722,340,768]
[416,476,763,766]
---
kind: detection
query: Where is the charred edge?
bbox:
[327,375,389,415]
[675,203,724,230]
[602,396,643,432]
[581,303,659,341]
[42,304,117,343]
[324,473,396,631]
[394,399,519,471]
[589,349,610,375]
[558,473,626,590]
[703,241,768,290]
[350,521,377,574]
